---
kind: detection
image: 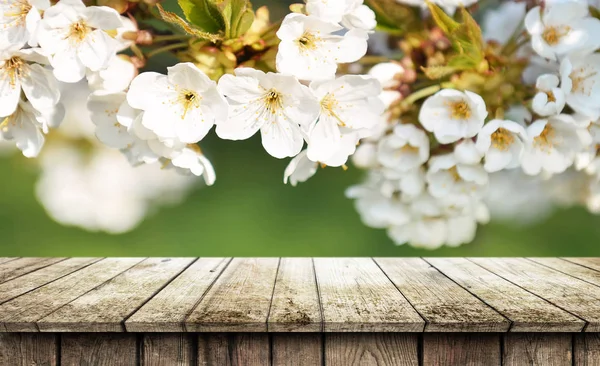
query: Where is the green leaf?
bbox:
[366,0,421,35]
[157,4,222,42]
[426,1,460,35]
[222,0,255,38]
[178,0,226,34]
[421,65,459,79]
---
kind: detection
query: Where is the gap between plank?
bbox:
[311,258,325,333]
[33,258,147,331]
[265,258,282,332]
[421,257,514,331]
[121,258,201,331]
[465,258,589,332]
[0,258,105,306]
[371,258,428,332]
[525,258,600,289]
[181,257,234,332]
[0,258,70,285]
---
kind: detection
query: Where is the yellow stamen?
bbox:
[491,128,515,151]
[448,166,461,182]
[263,89,282,114]
[447,100,471,120]
[533,124,555,151]
[179,90,201,119]
[542,26,571,46]
[67,21,92,44]
[321,93,346,127]
[2,56,25,87]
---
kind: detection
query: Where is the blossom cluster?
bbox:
[344,0,600,248]
[2,0,600,246]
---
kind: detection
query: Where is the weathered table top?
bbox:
[0,257,598,333]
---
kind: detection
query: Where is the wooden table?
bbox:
[0,258,599,365]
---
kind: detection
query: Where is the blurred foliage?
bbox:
[1,0,599,256]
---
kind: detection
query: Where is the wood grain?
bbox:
[61,333,137,366]
[375,258,509,332]
[325,333,418,366]
[268,258,322,332]
[426,257,584,332]
[0,258,101,305]
[0,258,18,265]
[529,258,600,287]
[126,258,230,332]
[470,258,600,332]
[197,333,269,366]
[575,333,600,366]
[0,333,57,366]
[143,333,195,366]
[38,258,195,332]
[186,258,280,332]
[0,258,66,284]
[422,333,500,366]
[314,258,424,332]
[272,334,322,366]
[503,334,572,366]
[0,258,144,332]
[563,258,600,272]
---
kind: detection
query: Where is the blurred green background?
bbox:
[1,0,599,257]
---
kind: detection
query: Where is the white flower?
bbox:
[37,0,123,82]
[306,0,376,30]
[0,0,48,48]
[382,167,426,198]
[127,63,228,144]
[87,91,135,149]
[87,55,137,93]
[35,144,196,234]
[377,124,429,172]
[560,54,600,120]
[346,182,411,228]
[426,154,488,200]
[168,145,216,185]
[306,75,383,163]
[525,1,600,60]
[483,1,526,44]
[368,62,404,107]
[284,150,318,186]
[217,68,320,159]
[115,16,137,52]
[532,74,566,116]
[475,119,527,173]
[521,114,592,176]
[388,215,479,249]
[454,139,482,165]
[276,13,368,81]
[419,89,488,144]
[352,141,378,168]
[0,48,60,117]
[0,99,64,157]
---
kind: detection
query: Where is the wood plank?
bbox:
[422,334,500,366]
[0,258,67,284]
[426,258,584,332]
[272,334,322,366]
[375,258,509,332]
[268,258,322,332]
[0,258,144,332]
[529,258,600,287]
[0,258,18,265]
[575,334,600,366]
[126,258,230,332]
[0,333,57,366]
[314,258,424,332]
[0,258,101,304]
[143,334,195,366]
[38,258,195,332]
[186,258,279,332]
[197,333,269,366]
[61,333,137,366]
[325,333,418,366]
[503,334,572,366]
[563,258,600,272]
[470,258,600,332]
